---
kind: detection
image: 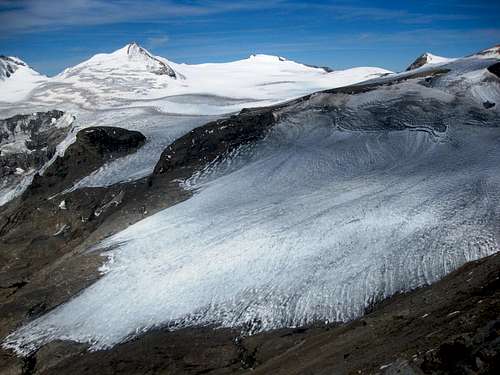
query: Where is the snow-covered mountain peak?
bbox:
[2,44,391,109]
[475,45,500,58]
[124,42,149,57]
[0,55,28,80]
[0,56,46,102]
[59,42,177,78]
[113,42,156,60]
[406,52,454,71]
[248,54,288,62]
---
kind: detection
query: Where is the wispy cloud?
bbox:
[0,0,482,35]
[0,0,287,33]
[315,4,476,24]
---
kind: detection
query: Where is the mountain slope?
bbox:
[58,42,177,79]
[0,56,27,80]
[474,44,500,58]
[405,52,455,71]
[0,56,46,103]
[3,43,391,113]
[3,50,499,354]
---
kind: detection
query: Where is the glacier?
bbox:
[4,80,500,354]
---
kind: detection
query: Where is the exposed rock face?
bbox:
[405,52,452,71]
[0,125,153,359]
[487,61,500,78]
[305,63,334,72]
[0,111,72,203]
[154,110,275,176]
[0,110,68,175]
[30,126,146,196]
[475,45,500,57]
[125,42,177,78]
[406,53,431,71]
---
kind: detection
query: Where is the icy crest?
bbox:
[59,42,177,78]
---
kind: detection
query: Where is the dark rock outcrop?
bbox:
[29,126,145,196]
[487,61,500,78]
[0,111,68,177]
[154,109,275,177]
[475,45,500,57]
[126,42,177,78]
[406,53,431,71]
[0,111,71,201]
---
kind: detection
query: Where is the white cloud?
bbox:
[0,0,287,33]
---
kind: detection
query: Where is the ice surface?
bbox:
[5,90,500,354]
[67,110,218,189]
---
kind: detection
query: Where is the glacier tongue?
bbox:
[5,93,500,354]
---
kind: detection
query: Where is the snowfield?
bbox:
[1,43,392,113]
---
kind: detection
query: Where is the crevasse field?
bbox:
[6,81,500,354]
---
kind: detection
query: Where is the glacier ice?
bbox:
[67,111,218,189]
[4,91,500,354]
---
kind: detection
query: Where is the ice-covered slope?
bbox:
[6,43,391,113]
[474,45,500,58]
[5,53,500,354]
[405,52,455,71]
[0,56,47,103]
[0,56,25,80]
[58,42,177,79]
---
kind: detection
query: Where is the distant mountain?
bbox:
[405,52,455,71]
[0,56,28,80]
[473,45,500,58]
[0,43,391,111]
[0,56,46,102]
[58,42,177,79]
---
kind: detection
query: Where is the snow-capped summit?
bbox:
[119,42,177,77]
[474,45,500,58]
[405,52,454,71]
[248,54,288,62]
[0,56,46,102]
[0,55,28,80]
[59,42,177,79]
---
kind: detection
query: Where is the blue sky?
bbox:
[1,0,499,76]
